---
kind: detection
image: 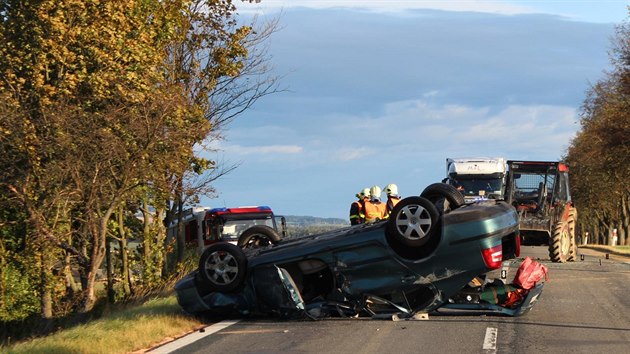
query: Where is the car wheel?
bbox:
[198,243,247,292]
[386,196,439,247]
[549,221,571,263]
[420,183,465,214]
[237,225,282,249]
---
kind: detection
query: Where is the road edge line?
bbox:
[148,319,241,353]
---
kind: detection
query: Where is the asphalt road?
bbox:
[155,246,630,354]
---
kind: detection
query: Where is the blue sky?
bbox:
[201,1,628,220]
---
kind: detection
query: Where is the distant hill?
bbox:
[282,215,349,238]
[283,215,348,226]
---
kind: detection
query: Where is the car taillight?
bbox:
[482,244,503,270]
[515,233,521,257]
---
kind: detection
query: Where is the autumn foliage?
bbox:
[0,0,275,326]
[567,16,630,247]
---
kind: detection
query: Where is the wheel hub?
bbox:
[206,251,237,284]
[397,205,431,240]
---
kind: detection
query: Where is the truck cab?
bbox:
[168,206,286,251]
[445,157,507,202]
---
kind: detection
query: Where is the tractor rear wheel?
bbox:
[549,221,571,263]
[567,208,578,262]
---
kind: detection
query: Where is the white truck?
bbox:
[445,157,507,202]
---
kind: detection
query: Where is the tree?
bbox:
[0,0,279,317]
[567,14,630,246]
[1,0,200,314]
[159,1,280,265]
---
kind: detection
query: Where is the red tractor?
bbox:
[504,161,577,263]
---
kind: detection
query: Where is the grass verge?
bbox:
[579,244,630,255]
[2,296,204,354]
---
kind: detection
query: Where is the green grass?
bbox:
[2,296,204,354]
[580,244,630,255]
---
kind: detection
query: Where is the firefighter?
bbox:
[384,183,401,216]
[349,188,370,225]
[364,185,387,223]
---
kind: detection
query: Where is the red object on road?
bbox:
[513,257,548,290]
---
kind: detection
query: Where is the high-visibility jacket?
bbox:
[349,200,364,225]
[364,200,386,222]
[386,196,401,215]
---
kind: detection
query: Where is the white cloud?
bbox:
[308,99,579,165]
[229,144,304,155]
[335,147,374,161]
[218,101,579,169]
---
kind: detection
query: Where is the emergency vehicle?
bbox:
[167,206,286,251]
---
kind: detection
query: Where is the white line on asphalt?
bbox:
[148,319,241,354]
[482,327,498,354]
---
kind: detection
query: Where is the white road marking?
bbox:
[148,319,241,353]
[482,327,498,354]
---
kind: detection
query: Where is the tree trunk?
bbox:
[82,269,98,313]
[40,252,53,319]
[163,200,172,277]
[120,237,131,296]
[64,253,80,295]
[79,223,89,291]
[64,236,80,294]
[80,207,115,313]
[591,214,600,244]
[106,237,115,303]
[141,196,151,274]
[117,207,132,296]
[154,206,166,280]
[620,193,629,246]
[176,178,185,263]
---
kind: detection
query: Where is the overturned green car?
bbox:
[175,183,544,319]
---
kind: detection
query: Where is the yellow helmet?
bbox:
[385,183,399,197]
[359,187,370,199]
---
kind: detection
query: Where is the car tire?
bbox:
[198,243,247,292]
[386,196,439,248]
[549,221,571,263]
[238,225,282,249]
[420,183,465,214]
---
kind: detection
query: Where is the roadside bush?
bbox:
[0,262,39,322]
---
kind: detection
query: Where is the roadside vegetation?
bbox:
[2,222,336,354]
[3,296,204,354]
[566,17,630,247]
[579,244,630,255]
[0,0,278,344]
[0,0,629,351]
